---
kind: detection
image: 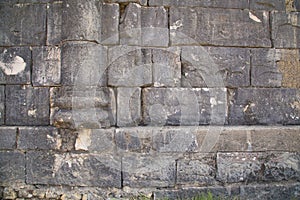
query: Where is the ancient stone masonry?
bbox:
[0,0,300,199]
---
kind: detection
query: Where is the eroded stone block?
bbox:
[101,3,119,45]
[149,0,249,8]
[0,127,17,149]
[47,1,62,45]
[250,0,285,11]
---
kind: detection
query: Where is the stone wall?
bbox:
[0,0,300,199]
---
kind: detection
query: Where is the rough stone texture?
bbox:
[0,0,50,3]
[61,42,107,86]
[32,46,61,86]
[229,88,300,125]
[0,4,46,46]
[0,86,4,125]
[101,3,119,45]
[0,127,17,150]
[117,87,141,126]
[120,3,169,46]
[0,47,31,84]
[0,151,25,186]
[182,46,250,87]
[152,47,181,87]
[108,46,152,87]
[26,151,121,188]
[272,11,300,48]
[6,85,49,126]
[47,1,62,45]
[143,88,227,126]
[149,0,249,8]
[250,0,286,11]
[18,127,61,150]
[170,7,271,47]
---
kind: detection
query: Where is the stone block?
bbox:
[142,88,227,126]
[120,3,169,46]
[61,0,100,42]
[108,46,152,86]
[6,85,50,126]
[101,3,119,45]
[47,1,62,45]
[0,151,25,186]
[0,127,17,149]
[250,0,285,11]
[0,4,46,45]
[117,87,141,126]
[59,129,78,152]
[61,42,107,86]
[228,88,300,125]
[18,127,61,150]
[149,0,249,8]
[182,46,250,87]
[0,86,4,125]
[0,0,50,3]
[272,11,300,48]
[170,7,271,47]
[26,151,121,187]
[32,46,61,86]
[122,155,176,187]
[152,47,181,87]
[0,47,31,84]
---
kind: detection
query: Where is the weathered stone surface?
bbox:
[0,127,17,149]
[120,3,169,46]
[6,85,49,126]
[149,0,249,8]
[105,0,147,5]
[3,187,17,199]
[0,0,50,3]
[18,127,61,150]
[143,88,227,126]
[0,151,25,186]
[286,0,300,12]
[117,87,141,126]
[108,46,152,86]
[170,7,271,47]
[32,46,61,86]
[182,46,250,87]
[0,86,4,125]
[59,129,78,152]
[61,0,100,42]
[228,88,300,125]
[26,151,121,187]
[0,4,46,45]
[177,155,216,186]
[122,155,176,187]
[152,47,181,87]
[250,0,285,11]
[272,11,300,48]
[47,1,62,45]
[0,47,31,84]
[61,42,107,86]
[101,3,119,45]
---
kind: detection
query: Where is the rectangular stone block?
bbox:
[0,4,46,45]
[142,88,227,126]
[182,46,250,87]
[170,7,271,47]
[32,46,61,86]
[272,11,300,48]
[0,151,25,186]
[117,87,141,126]
[101,3,119,45]
[0,127,17,149]
[26,151,121,187]
[250,0,285,11]
[47,1,62,45]
[108,46,152,87]
[149,0,249,8]
[0,86,4,125]
[6,85,50,126]
[0,47,31,84]
[228,88,300,125]
[18,127,61,150]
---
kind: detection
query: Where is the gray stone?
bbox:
[0,47,31,84]
[61,42,107,86]
[0,127,17,149]
[0,4,46,45]
[149,0,249,8]
[47,1,62,45]
[26,151,121,187]
[32,46,61,86]
[122,155,176,187]
[0,86,4,125]
[272,11,300,48]
[0,151,25,186]
[152,47,181,87]
[250,0,286,11]
[182,47,250,87]
[59,129,78,152]
[6,85,50,126]
[0,0,50,3]
[101,3,119,45]
[117,87,141,126]
[108,46,152,86]
[170,7,271,47]
[18,127,61,150]
[142,88,227,126]
[61,0,100,42]
[228,88,300,125]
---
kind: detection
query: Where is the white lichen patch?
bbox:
[75,129,92,151]
[27,109,37,118]
[0,55,26,75]
[249,11,262,23]
[170,20,183,30]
